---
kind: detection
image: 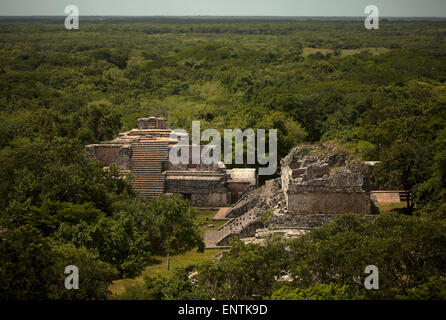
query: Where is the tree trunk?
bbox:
[406,189,413,215]
[167,252,170,271]
[406,190,410,210]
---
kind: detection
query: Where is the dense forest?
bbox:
[0,17,445,300]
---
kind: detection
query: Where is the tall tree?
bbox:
[148,195,204,270]
[373,140,427,214]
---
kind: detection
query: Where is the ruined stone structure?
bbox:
[280,145,372,215]
[85,117,256,206]
[204,144,376,248]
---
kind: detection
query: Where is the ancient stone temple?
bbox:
[204,144,375,248]
[85,117,257,206]
[280,144,372,215]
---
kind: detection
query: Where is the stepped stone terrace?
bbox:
[85,117,257,206]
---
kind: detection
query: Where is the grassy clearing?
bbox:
[196,209,227,235]
[109,248,226,295]
[302,47,332,56]
[342,47,390,56]
[109,209,227,296]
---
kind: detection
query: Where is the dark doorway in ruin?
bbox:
[182,193,192,201]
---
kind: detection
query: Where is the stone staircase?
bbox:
[131,138,168,200]
[225,193,260,219]
[204,208,263,248]
[399,191,409,203]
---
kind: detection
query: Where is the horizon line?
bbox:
[0,15,446,18]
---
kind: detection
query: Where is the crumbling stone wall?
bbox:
[166,145,221,171]
[281,145,372,215]
[206,144,376,248]
[165,171,230,206]
[287,193,371,214]
[165,173,227,193]
[138,117,167,129]
[191,192,231,207]
[115,145,132,170]
[85,144,132,170]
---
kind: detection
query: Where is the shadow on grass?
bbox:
[147,256,163,266]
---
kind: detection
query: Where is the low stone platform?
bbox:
[371,190,403,204]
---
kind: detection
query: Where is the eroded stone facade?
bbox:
[281,144,371,214]
[204,144,376,248]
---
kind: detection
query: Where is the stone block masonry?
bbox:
[281,144,372,215]
[287,192,371,215]
[85,117,256,205]
[205,143,376,248]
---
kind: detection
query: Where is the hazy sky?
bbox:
[0,0,446,17]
